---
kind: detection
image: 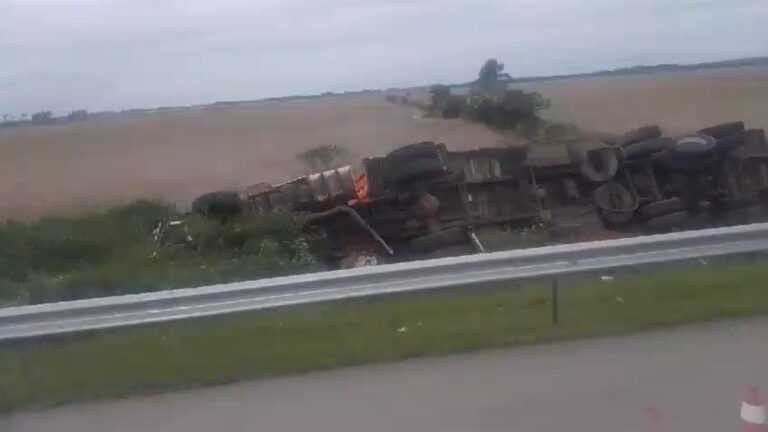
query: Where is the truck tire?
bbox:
[638,197,686,219]
[620,125,662,147]
[660,134,718,171]
[642,211,690,233]
[714,133,747,154]
[717,192,760,211]
[389,156,447,184]
[593,181,637,213]
[410,227,467,254]
[698,121,745,139]
[660,150,718,171]
[622,138,671,159]
[668,134,718,154]
[574,148,619,182]
[191,191,244,220]
[387,141,445,159]
[598,132,621,147]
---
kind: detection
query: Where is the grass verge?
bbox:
[0,201,320,305]
[2,257,768,412]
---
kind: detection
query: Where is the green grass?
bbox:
[2,257,767,412]
[0,201,320,305]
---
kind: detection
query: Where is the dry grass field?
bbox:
[2,65,767,220]
[519,65,768,134]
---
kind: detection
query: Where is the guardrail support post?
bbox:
[551,278,559,325]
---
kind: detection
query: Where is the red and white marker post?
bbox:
[742,386,767,432]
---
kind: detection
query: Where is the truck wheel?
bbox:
[574,147,619,182]
[598,132,621,147]
[660,134,718,171]
[714,133,747,154]
[390,156,448,184]
[387,141,444,159]
[620,125,662,147]
[668,134,717,154]
[717,192,761,211]
[698,121,745,139]
[638,198,686,219]
[191,191,244,220]
[593,181,637,213]
[410,227,467,254]
[622,138,672,159]
[642,211,690,233]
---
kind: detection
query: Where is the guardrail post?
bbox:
[551,278,559,325]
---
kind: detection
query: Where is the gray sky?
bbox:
[1,0,767,116]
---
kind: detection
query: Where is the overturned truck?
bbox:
[193,121,768,267]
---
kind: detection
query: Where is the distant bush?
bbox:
[426,85,466,119]
[384,94,400,103]
[429,84,451,110]
[440,95,467,119]
[464,90,550,130]
[297,145,348,171]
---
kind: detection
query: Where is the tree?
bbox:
[31,111,53,123]
[478,58,505,92]
[67,109,88,121]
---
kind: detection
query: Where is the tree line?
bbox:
[0,109,89,129]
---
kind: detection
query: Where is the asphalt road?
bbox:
[3,317,768,432]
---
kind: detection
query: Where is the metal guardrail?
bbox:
[2,223,768,341]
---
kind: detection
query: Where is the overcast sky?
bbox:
[1,0,767,116]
